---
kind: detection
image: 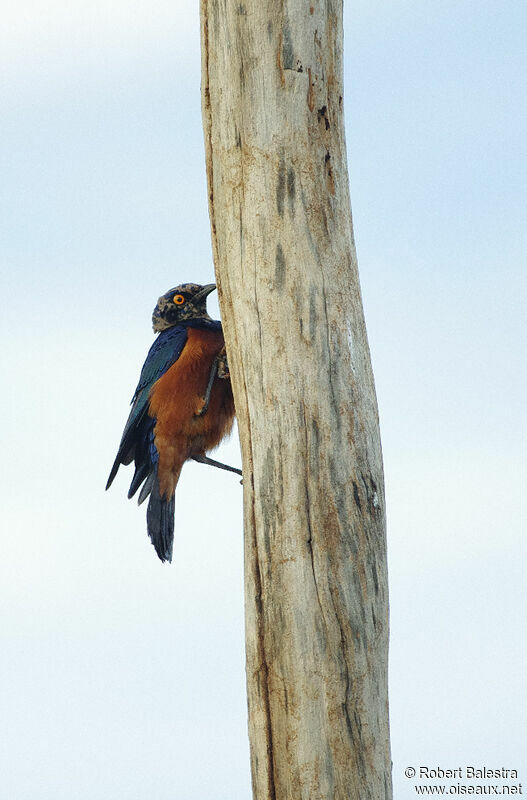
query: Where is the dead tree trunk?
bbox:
[200,0,392,797]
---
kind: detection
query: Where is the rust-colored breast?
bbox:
[148,327,235,497]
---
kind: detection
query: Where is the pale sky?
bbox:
[1,1,526,798]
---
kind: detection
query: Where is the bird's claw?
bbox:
[195,399,208,417]
[217,348,230,379]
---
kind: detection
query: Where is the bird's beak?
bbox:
[193,283,216,303]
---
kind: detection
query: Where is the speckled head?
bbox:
[152,283,216,332]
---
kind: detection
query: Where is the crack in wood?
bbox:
[301,404,327,628]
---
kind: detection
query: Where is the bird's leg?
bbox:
[196,347,231,418]
[196,357,219,417]
[192,454,242,476]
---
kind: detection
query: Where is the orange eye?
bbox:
[173,294,185,305]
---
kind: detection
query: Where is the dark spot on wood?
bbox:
[275,243,286,288]
[307,417,320,476]
[267,21,272,41]
[325,150,335,195]
[358,588,367,625]
[371,562,379,595]
[371,605,377,629]
[317,105,330,130]
[352,481,362,511]
[276,155,285,217]
[360,473,370,505]
[235,127,241,147]
[307,67,314,111]
[282,20,294,69]
[339,94,343,106]
[237,3,246,14]
[296,61,303,72]
[262,524,271,562]
[311,419,320,458]
[287,166,295,213]
[309,5,314,13]
[309,287,317,341]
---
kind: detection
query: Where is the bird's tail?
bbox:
[146,477,175,563]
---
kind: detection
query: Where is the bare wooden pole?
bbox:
[200,0,392,797]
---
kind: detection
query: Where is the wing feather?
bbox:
[106,326,188,490]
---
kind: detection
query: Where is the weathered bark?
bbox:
[200,1,391,798]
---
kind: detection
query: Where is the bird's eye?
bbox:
[173,294,185,305]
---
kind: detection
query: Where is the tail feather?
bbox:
[105,457,120,491]
[127,462,150,499]
[137,471,155,505]
[146,478,175,563]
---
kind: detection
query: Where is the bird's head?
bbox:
[152,283,216,332]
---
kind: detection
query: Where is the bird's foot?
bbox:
[217,347,230,379]
[195,397,208,417]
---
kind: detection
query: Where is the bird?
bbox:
[106,282,240,563]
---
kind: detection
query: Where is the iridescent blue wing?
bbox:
[106,325,189,491]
